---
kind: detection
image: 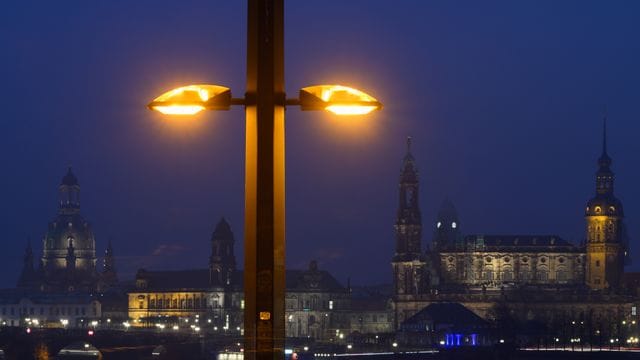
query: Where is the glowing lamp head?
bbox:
[148,84,232,115]
[299,85,382,115]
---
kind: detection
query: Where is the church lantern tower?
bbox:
[585,119,626,290]
[392,138,425,296]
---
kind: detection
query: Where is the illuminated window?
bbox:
[241,300,245,309]
[436,222,442,229]
[329,300,334,310]
[595,206,601,214]
[451,222,457,229]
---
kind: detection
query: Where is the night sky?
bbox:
[2,1,640,289]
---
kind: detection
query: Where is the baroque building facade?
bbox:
[392,122,636,333]
[127,218,352,341]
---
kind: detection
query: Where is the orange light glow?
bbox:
[152,105,206,115]
[325,105,379,115]
[148,84,231,115]
[299,85,382,115]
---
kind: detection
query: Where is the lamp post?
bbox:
[146,1,381,359]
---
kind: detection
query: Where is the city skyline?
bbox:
[1,1,640,289]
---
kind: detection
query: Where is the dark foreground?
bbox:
[2,328,640,360]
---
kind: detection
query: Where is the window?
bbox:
[329,300,334,310]
[139,301,144,309]
[537,271,548,282]
[596,260,600,267]
[483,271,493,281]
[557,271,567,282]
[502,271,513,281]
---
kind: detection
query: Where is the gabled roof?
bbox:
[401,302,488,331]
[459,235,579,252]
[136,269,211,291]
[135,268,347,293]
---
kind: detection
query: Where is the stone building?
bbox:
[392,121,637,337]
[127,219,351,341]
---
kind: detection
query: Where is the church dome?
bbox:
[44,213,96,254]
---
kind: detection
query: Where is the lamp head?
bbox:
[299,85,382,115]
[148,84,232,115]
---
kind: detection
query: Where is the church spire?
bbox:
[595,117,614,195]
[598,116,612,170]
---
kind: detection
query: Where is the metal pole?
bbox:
[244,0,285,359]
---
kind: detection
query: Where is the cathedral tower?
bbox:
[585,119,625,290]
[392,138,425,296]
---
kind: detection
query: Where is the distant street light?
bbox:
[146,1,381,359]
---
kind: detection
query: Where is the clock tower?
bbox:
[585,119,626,290]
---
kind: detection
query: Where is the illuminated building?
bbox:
[127,219,351,341]
[16,168,117,293]
[391,122,639,338]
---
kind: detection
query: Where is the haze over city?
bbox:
[1,0,640,289]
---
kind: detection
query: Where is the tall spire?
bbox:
[598,114,612,169]
[602,115,608,157]
[406,136,412,154]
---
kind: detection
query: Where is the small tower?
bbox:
[585,118,625,290]
[392,138,425,297]
[59,167,80,215]
[101,240,118,286]
[17,240,37,288]
[209,218,237,287]
[433,198,461,251]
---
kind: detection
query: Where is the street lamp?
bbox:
[146,1,381,360]
[148,84,381,116]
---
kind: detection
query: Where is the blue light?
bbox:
[471,334,477,346]
[455,334,462,346]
